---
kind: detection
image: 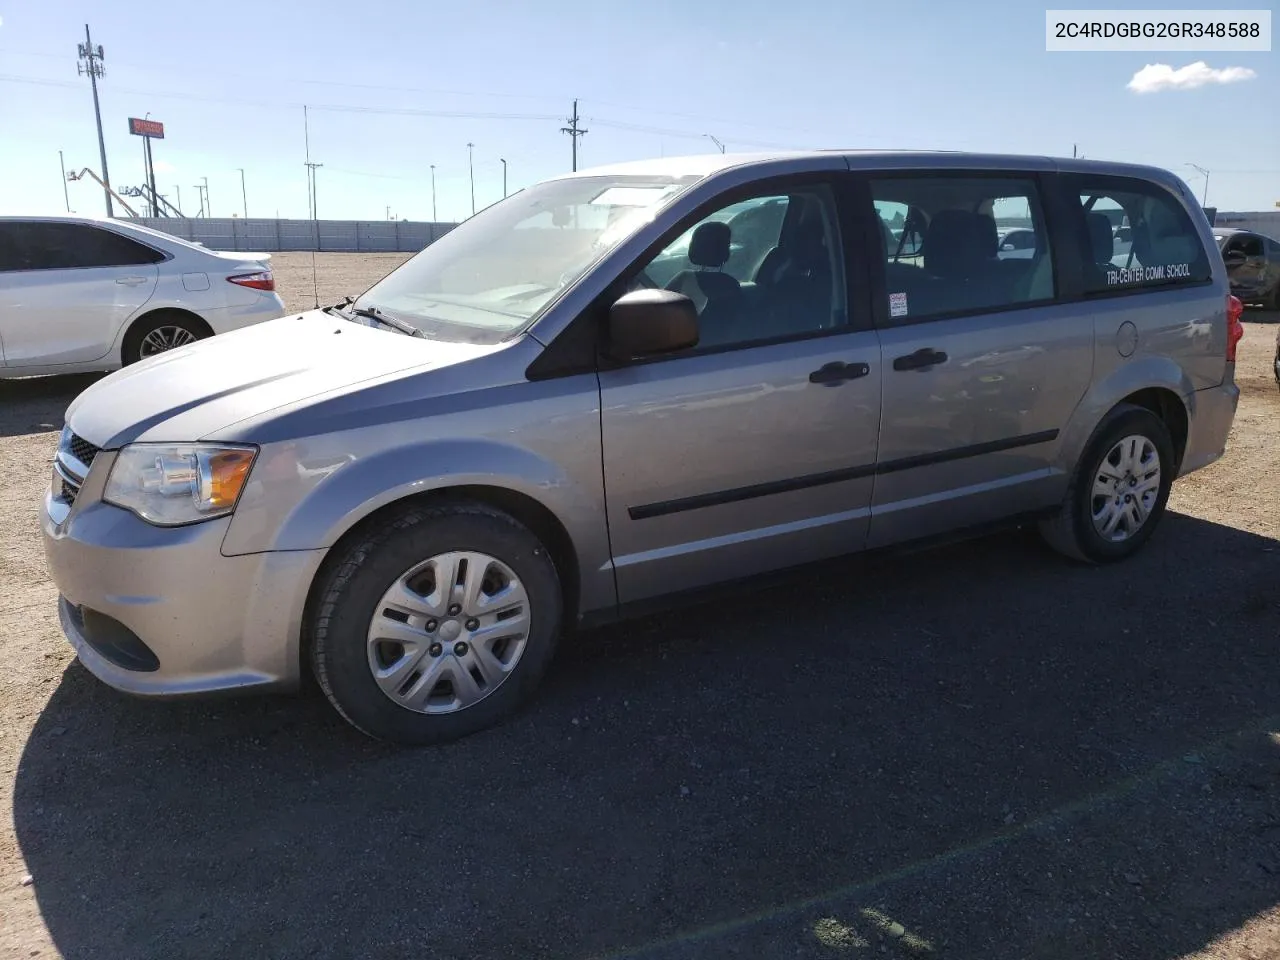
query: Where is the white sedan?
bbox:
[0,215,286,378]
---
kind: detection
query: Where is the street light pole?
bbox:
[1187,163,1210,206]
[500,158,507,198]
[704,134,726,154]
[202,176,210,216]
[58,150,71,212]
[430,164,437,221]
[467,143,475,216]
[237,167,248,219]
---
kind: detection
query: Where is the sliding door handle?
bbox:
[892,348,948,372]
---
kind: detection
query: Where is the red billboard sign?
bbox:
[128,117,165,138]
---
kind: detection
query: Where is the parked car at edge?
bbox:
[1214,227,1280,310]
[41,151,1243,746]
[0,215,285,377]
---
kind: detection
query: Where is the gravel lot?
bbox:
[2,253,1278,959]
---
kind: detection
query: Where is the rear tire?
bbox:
[121,312,210,366]
[1039,404,1175,564]
[309,501,563,746]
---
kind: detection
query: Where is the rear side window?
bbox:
[0,224,22,272]
[1069,176,1211,294]
[870,176,1056,322]
[19,223,165,270]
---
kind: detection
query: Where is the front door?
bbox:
[0,221,160,368]
[864,172,1092,548]
[598,177,883,605]
[1222,233,1267,300]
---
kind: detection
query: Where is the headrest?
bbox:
[923,210,997,277]
[1085,212,1114,265]
[688,221,731,269]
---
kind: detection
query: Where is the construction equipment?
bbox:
[119,184,183,218]
[66,167,139,217]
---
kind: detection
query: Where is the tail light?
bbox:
[227,270,275,292]
[1226,294,1244,362]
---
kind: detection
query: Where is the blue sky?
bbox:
[0,0,1275,221]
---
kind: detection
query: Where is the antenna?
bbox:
[304,104,320,310]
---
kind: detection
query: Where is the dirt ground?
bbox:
[1,252,1278,959]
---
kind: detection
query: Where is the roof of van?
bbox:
[557,150,1183,184]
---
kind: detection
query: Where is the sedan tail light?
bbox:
[1226,294,1244,362]
[227,270,275,292]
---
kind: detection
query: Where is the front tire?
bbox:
[309,502,563,745]
[1039,404,1175,563]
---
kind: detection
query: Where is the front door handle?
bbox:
[892,348,948,372]
[115,276,148,286]
[809,361,871,385]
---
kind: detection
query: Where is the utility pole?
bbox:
[430,164,437,221]
[174,185,181,215]
[237,168,248,219]
[500,158,508,198]
[467,143,475,216]
[561,99,587,172]
[201,176,210,216]
[58,150,71,212]
[76,24,112,217]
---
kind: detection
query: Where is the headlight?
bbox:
[104,443,257,526]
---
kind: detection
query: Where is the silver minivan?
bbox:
[42,151,1244,745]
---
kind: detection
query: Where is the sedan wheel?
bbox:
[139,324,198,357]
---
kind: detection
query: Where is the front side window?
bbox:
[354,175,695,341]
[1072,177,1212,293]
[628,184,847,350]
[871,176,1055,322]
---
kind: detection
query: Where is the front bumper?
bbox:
[41,454,325,697]
[1178,379,1241,477]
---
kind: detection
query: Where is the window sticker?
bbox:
[1106,263,1191,285]
[889,291,909,317]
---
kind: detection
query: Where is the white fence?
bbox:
[128,218,457,253]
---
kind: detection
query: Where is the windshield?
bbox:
[354,174,695,340]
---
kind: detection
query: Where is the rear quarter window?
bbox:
[1067,175,1212,295]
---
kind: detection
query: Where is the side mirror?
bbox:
[606,288,699,360]
[1222,250,1247,266]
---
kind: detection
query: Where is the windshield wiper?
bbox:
[349,305,427,338]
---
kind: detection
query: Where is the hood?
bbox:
[66,311,503,448]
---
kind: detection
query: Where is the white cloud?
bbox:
[1128,61,1256,94]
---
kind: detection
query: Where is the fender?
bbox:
[1053,353,1193,476]
[220,435,616,615]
